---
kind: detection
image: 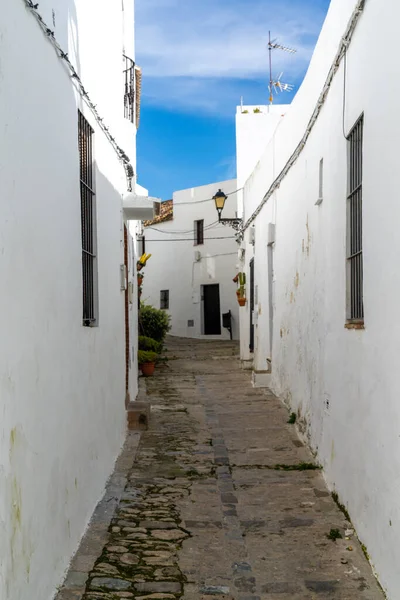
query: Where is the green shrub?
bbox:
[139,304,171,343]
[138,350,158,365]
[139,336,162,354]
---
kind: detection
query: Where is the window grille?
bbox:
[78,111,97,326]
[160,290,169,310]
[194,220,204,245]
[346,115,364,322]
[124,55,135,123]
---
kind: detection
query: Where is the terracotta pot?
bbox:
[140,362,155,377]
[137,274,144,285]
[233,274,239,283]
[238,297,246,307]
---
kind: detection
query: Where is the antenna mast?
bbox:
[268,31,274,105]
[267,33,297,107]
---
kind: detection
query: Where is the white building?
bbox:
[236,0,400,597]
[142,180,240,340]
[0,1,155,599]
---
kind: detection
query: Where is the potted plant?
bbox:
[139,304,171,343]
[237,272,246,306]
[138,350,158,377]
[137,253,152,272]
[139,336,163,354]
[137,272,144,286]
[233,273,239,284]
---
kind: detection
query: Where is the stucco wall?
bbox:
[236,106,285,362]
[143,180,240,340]
[0,1,138,598]
[238,0,400,596]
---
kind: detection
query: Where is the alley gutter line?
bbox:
[197,376,260,600]
[242,0,366,232]
[22,0,135,191]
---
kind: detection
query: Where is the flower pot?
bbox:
[233,274,239,283]
[137,275,144,285]
[238,297,246,307]
[140,362,155,377]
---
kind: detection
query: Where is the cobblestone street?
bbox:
[59,338,383,600]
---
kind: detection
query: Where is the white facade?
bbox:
[236,0,400,597]
[0,1,148,598]
[143,180,240,340]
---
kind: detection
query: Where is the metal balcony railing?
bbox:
[123,54,135,123]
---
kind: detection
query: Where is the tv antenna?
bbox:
[268,32,296,105]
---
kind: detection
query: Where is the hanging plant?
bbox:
[137,253,152,271]
[233,273,239,284]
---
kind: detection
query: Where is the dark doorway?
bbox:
[249,259,255,352]
[203,284,221,335]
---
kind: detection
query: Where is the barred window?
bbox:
[78,111,98,326]
[346,115,364,322]
[160,290,169,310]
[194,220,204,245]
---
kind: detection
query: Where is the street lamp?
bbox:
[212,189,242,232]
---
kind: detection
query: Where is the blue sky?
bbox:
[135,0,330,200]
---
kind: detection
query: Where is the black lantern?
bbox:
[212,188,242,233]
[213,189,228,219]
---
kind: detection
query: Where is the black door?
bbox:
[203,284,221,335]
[249,259,255,352]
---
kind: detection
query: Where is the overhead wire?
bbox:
[22,0,134,190]
[145,236,236,242]
[147,221,221,235]
[173,187,243,206]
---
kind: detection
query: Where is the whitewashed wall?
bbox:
[0,1,139,599]
[143,180,240,340]
[238,0,400,597]
[236,105,285,363]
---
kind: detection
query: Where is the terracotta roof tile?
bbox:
[135,67,142,129]
[144,199,173,226]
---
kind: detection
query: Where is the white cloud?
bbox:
[135,0,329,114]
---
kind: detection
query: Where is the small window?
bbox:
[138,234,145,256]
[160,290,169,310]
[194,220,204,245]
[315,158,324,206]
[78,111,98,326]
[346,115,364,323]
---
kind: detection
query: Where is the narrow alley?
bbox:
[58,338,383,600]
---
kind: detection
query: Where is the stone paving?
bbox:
[58,337,384,600]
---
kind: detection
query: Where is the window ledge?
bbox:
[345,321,365,330]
